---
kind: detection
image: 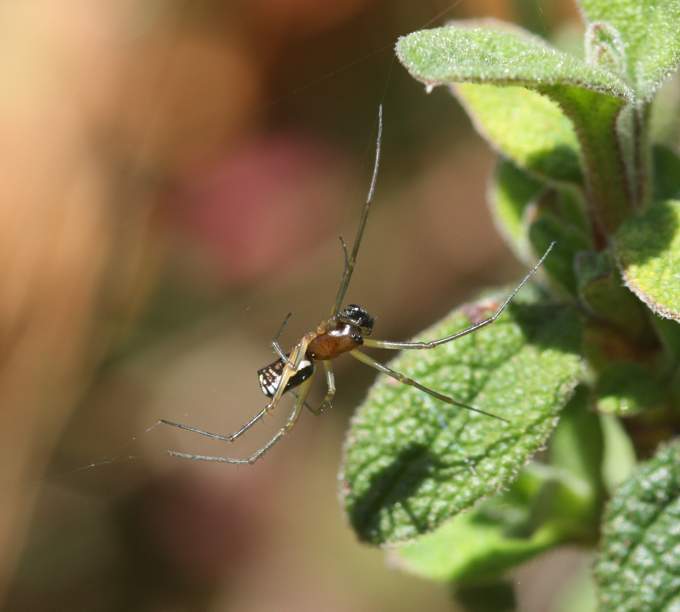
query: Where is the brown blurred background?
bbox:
[0,1,584,611]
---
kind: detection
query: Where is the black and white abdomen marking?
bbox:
[257,355,315,398]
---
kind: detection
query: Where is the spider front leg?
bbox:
[362,242,555,351]
[307,361,335,416]
[271,312,297,368]
[168,375,315,464]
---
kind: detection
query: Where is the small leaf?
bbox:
[527,192,592,296]
[575,250,651,341]
[489,161,592,283]
[488,159,543,260]
[579,0,680,100]
[549,386,604,532]
[397,23,633,232]
[340,289,583,545]
[614,199,680,321]
[595,439,680,610]
[455,83,582,185]
[585,21,627,77]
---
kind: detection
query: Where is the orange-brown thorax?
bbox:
[306,319,362,361]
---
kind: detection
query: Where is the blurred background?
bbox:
[0,1,590,610]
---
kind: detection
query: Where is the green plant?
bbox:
[339,3,680,609]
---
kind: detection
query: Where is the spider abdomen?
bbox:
[257,356,314,398]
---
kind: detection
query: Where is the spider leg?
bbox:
[167,375,314,464]
[307,361,335,415]
[363,242,555,351]
[349,349,508,423]
[331,105,383,316]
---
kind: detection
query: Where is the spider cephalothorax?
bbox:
[337,304,375,335]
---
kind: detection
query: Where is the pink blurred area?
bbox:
[172,134,347,284]
[0,1,583,611]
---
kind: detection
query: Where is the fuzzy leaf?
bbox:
[579,0,680,100]
[397,23,633,232]
[340,289,583,545]
[575,250,651,341]
[595,439,680,610]
[528,194,592,296]
[614,199,680,321]
[489,161,592,283]
[455,83,582,185]
[585,21,627,77]
[488,159,543,260]
[549,387,604,532]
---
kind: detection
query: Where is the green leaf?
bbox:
[488,159,543,261]
[614,199,680,321]
[397,23,633,232]
[392,464,573,582]
[527,192,592,296]
[489,161,592,287]
[575,250,651,341]
[595,439,680,611]
[393,495,562,583]
[340,289,584,545]
[579,0,680,100]
[549,386,604,533]
[455,83,582,185]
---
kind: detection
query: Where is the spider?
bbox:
[160,106,554,465]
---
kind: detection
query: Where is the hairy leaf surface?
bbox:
[595,439,680,610]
